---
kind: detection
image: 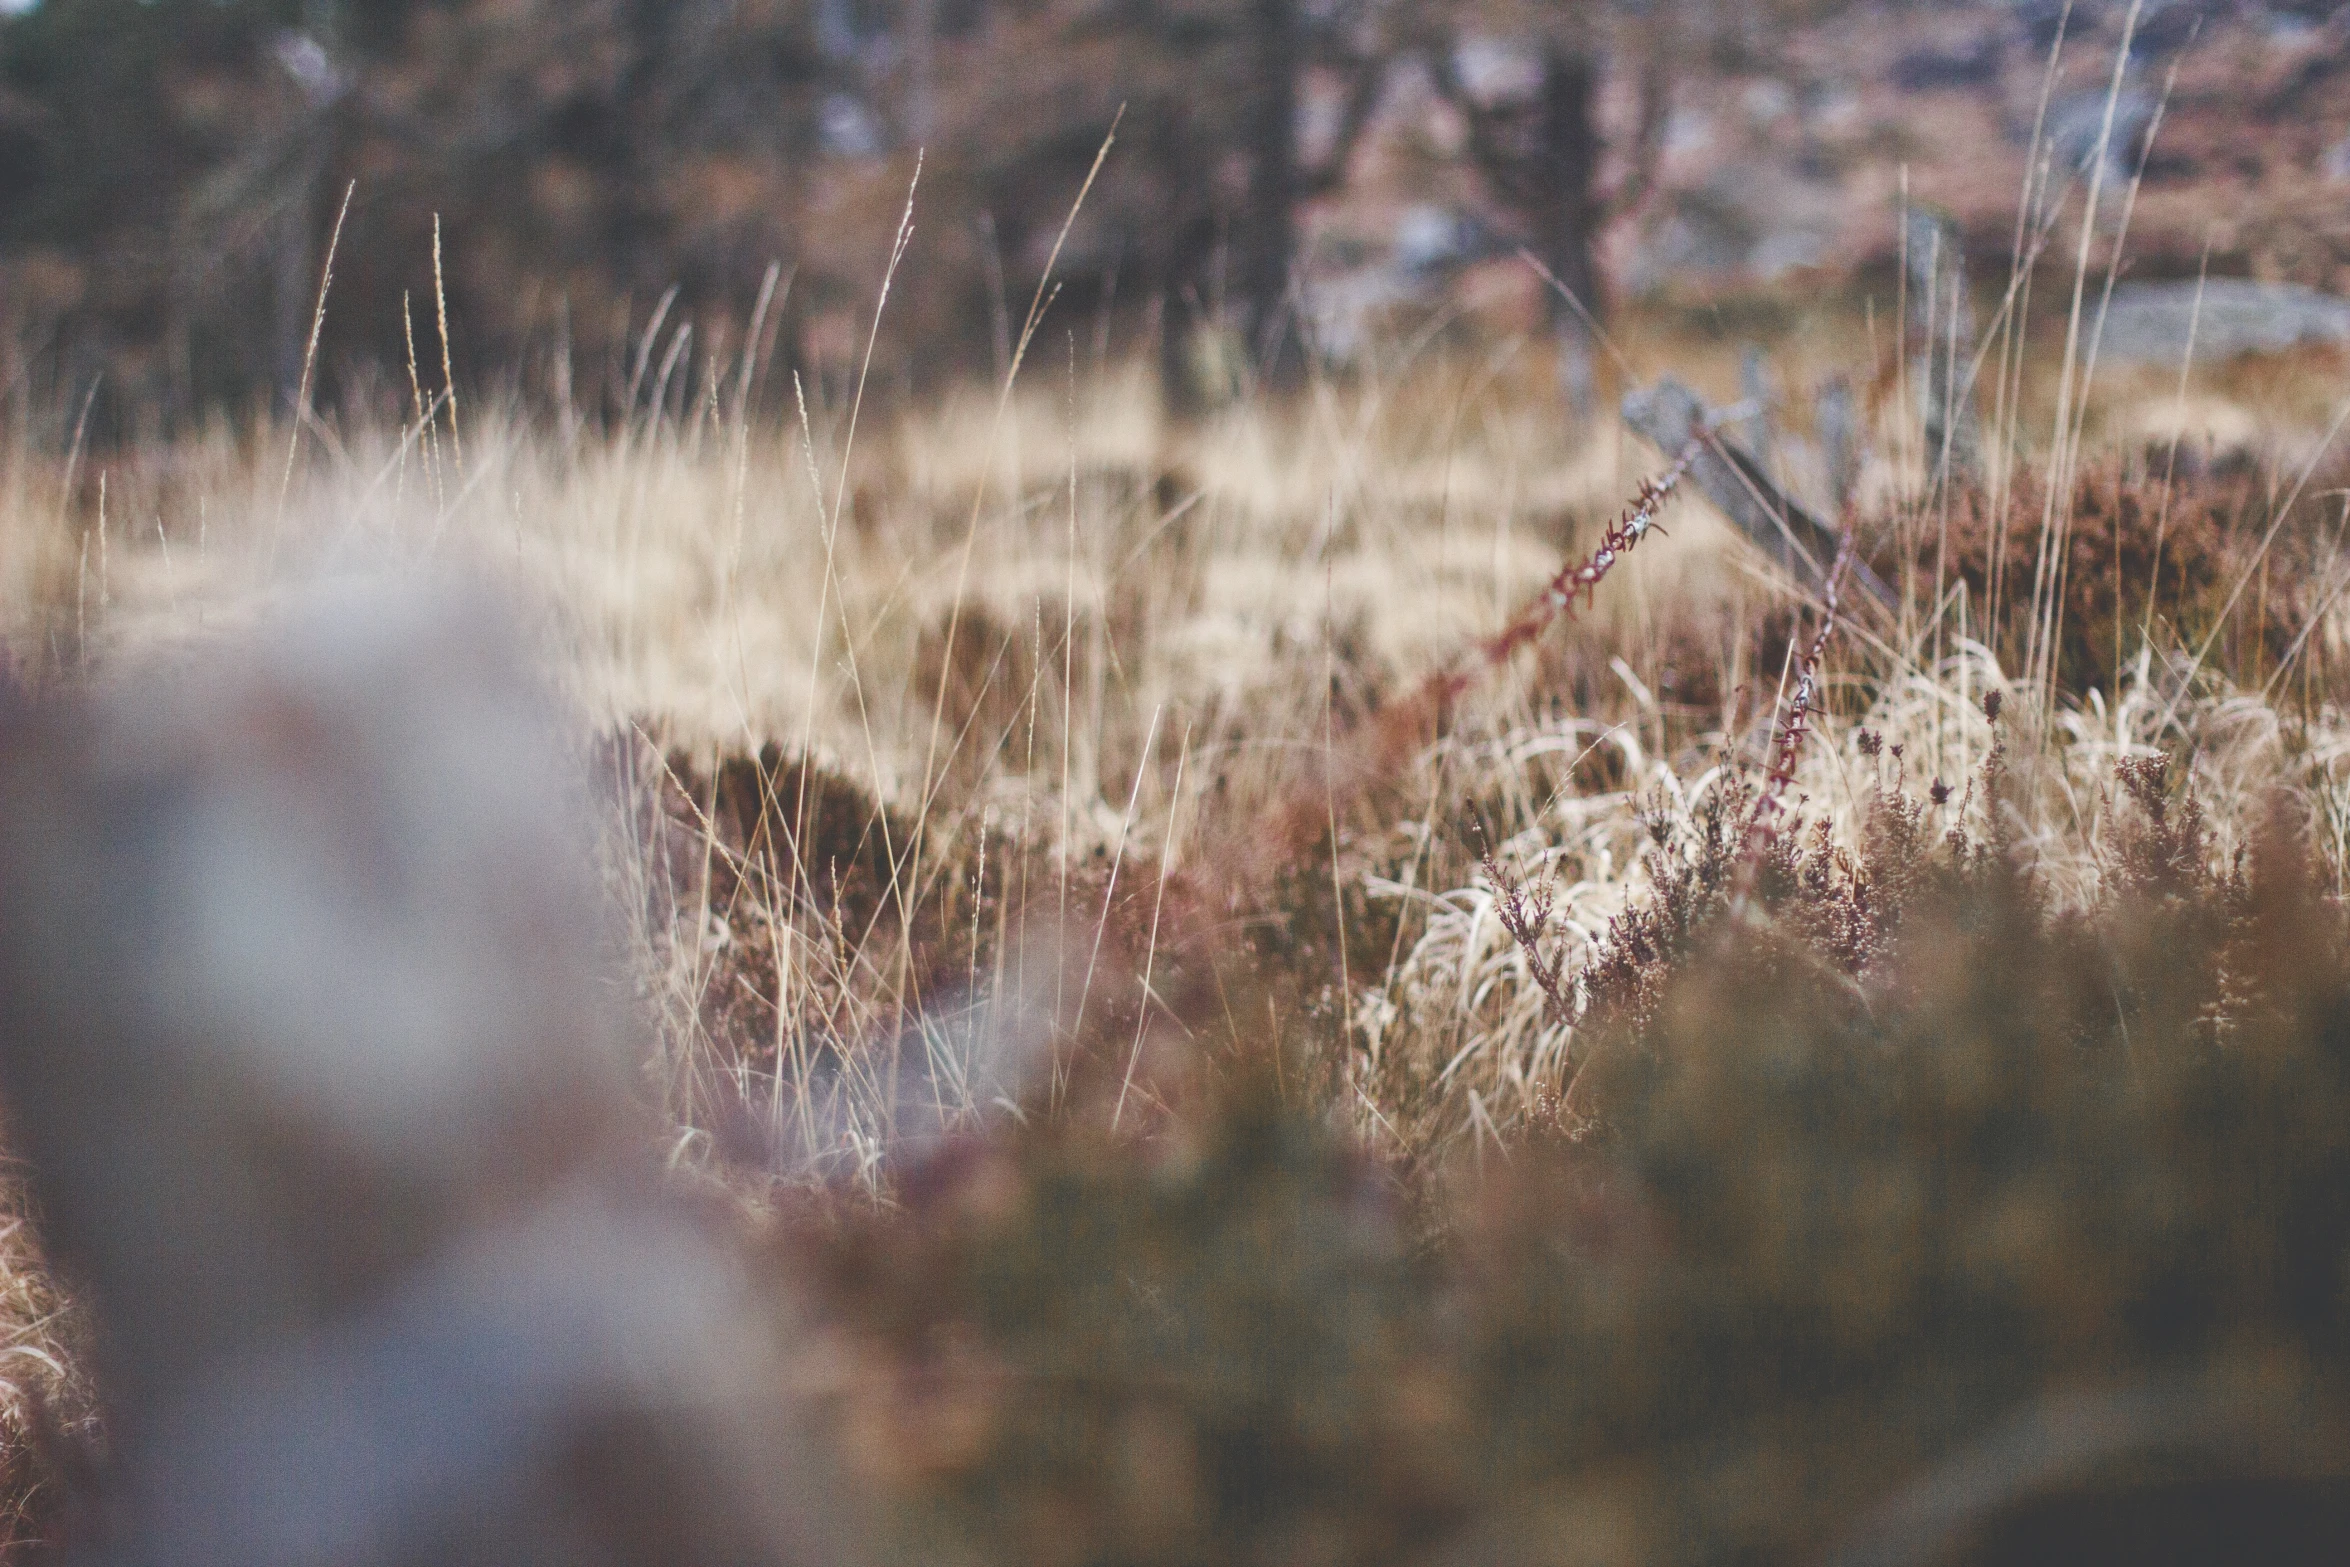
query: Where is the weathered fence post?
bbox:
[1621,376,1893,612]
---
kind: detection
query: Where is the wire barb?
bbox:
[1473,433,1706,674]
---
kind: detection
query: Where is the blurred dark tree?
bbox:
[1400,0,1857,409]
[2,0,835,424]
[205,0,834,417]
[0,1,299,418]
[1390,0,1691,416]
[924,0,1392,411]
[0,0,1857,425]
[0,1,296,249]
[1415,2,1670,338]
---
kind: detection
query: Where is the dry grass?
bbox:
[7,319,2347,1159]
[0,1163,87,1552]
[3,297,2350,1554]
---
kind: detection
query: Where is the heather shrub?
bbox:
[793,720,2350,1564]
[799,1095,1466,1567]
[553,412,2350,1560]
[1457,721,2350,1558]
[1874,463,2326,695]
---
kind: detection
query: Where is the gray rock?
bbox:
[0,581,846,1567]
[2093,279,2350,364]
[1624,164,1844,292]
[2048,85,2159,179]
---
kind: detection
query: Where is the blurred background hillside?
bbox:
[2,0,2346,438]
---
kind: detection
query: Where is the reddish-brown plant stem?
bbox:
[1734,520,1862,896]
[1476,835,1573,1025]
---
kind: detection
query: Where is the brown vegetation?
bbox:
[2,300,2350,1555]
[1870,456,2344,695]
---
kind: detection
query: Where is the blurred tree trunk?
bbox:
[1151,142,1223,421]
[1242,0,1301,388]
[1439,40,1609,326]
[1527,45,1602,328]
[907,0,938,146]
[1429,21,1666,416]
[620,0,677,292]
[269,144,326,413]
[1527,45,1605,415]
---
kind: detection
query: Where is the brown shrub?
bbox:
[1875,463,2318,694]
[786,724,2350,1564]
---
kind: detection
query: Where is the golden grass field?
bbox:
[6,282,2350,1555]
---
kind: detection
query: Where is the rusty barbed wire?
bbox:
[1245,426,1719,874]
